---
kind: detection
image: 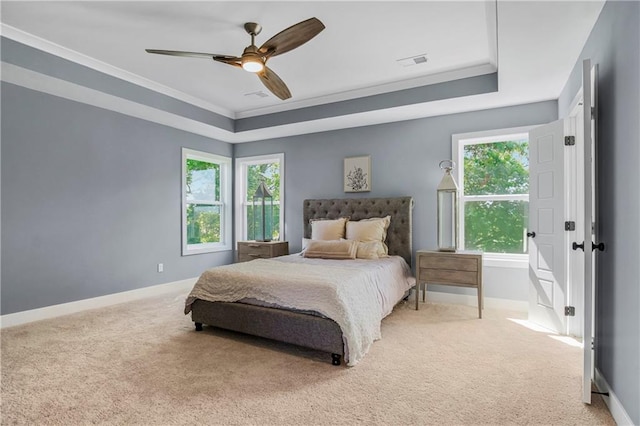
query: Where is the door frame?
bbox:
[567,89,586,338]
[564,60,597,404]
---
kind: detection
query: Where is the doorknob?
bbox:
[572,242,585,251]
[592,242,605,252]
[527,231,536,238]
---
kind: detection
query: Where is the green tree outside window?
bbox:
[246,162,281,241]
[463,140,529,254]
[186,159,221,244]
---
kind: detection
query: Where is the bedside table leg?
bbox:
[415,283,419,310]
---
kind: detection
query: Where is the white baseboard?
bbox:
[2,282,526,329]
[0,278,197,329]
[594,368,635,425]
[422,289,528,312]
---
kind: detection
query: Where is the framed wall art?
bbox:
[344,155,371,192]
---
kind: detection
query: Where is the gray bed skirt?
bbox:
[191,299,344,355]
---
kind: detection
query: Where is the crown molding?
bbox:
[0,23,235,119]
[1,62,237,142]
[236,62,497,119]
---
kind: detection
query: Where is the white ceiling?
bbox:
[1,1,605,138]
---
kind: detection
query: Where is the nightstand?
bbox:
[237,241,289,263]
[415,250,483,318]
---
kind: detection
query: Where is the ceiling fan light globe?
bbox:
[242,59,264,73]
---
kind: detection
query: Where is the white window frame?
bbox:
[452,126,535,268]
[234,153,285,242]
[181,148,232,255]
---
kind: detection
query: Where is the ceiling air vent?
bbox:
[396,54,428,67]
[244,91,269,98]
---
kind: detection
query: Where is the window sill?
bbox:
[182,244,232,256]
[483,254,528,269]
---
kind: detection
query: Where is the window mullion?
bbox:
[461,194,529,202]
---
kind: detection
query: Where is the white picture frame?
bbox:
[344,155,371,192]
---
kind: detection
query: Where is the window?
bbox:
[182,148,232,255]
[235,154,284,242]
[453,127,532,259]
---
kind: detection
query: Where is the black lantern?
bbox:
[252,180,273,242]
[437,160,459,252]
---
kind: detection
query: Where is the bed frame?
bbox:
[190,196,413,365]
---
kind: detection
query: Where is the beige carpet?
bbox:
[1,290,614,425]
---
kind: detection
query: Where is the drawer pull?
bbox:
[248,253,261,257]
[248,244,261,248]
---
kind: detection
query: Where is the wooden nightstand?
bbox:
[415,250,483,318]
[237,241,289,263]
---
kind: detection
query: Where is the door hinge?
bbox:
[564,136,576,146]
[564,306,576,316]
[591,107,595,119]
[565,221,576,231]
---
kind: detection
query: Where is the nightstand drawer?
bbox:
[419,255,478,272]
[238,243,272,256]
[238,253,270,262]
[420,268,479,286]
[236,241,289,262]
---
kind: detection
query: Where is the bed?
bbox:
[186,196,414,366]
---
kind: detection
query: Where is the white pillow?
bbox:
[310,217,348,240]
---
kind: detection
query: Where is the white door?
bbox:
[528,119,569,334]
[581,59,595,405]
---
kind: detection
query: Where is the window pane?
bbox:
[244,160,281,241]
[463,140,529,196]
[464,200,529,254]
[245,163,280,201]
[186,204,221,244]
[186,159,219,202]
[246,203,280,241]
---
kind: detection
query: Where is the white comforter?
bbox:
[185,254,414,366]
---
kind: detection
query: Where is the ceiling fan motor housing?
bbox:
[241,45,265,72]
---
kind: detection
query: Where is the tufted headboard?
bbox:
[303,197,414,265]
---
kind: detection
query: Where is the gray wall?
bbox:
[1,37,234,132]
[235,100,557,302]
[1,82,233,315]
[558,1,640,422]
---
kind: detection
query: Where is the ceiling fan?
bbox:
[146,17,325,101]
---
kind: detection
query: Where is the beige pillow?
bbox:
[303,239,357,260]
[301,238,340,253]
[302,237,313,251]
[310,217,348,240]
[345,216,391,254]
[354,241,384,259]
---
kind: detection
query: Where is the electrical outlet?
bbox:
[157,263,164,273]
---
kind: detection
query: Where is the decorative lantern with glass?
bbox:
[252,179,274,242]
[437,160,459,252]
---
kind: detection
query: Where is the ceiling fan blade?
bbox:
[146,49,240,61]
[213,56,242,68]
[258,17,325,58]
[257,66,292,100]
